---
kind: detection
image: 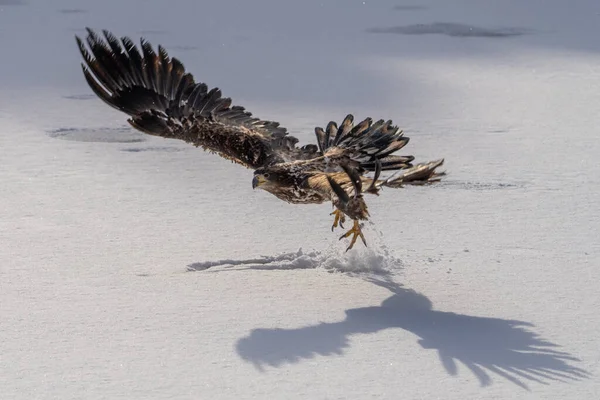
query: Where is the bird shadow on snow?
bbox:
[236,275,589,389]
[189,246,589,389]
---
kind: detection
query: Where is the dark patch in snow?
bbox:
[393,5,427,11]
[47,127,146,143]
[237,280,590,387]
[367,22,531,38]
[62,94,96,100]
[58,8,87,14]
[122,146,183,153]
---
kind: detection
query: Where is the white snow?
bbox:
[1,0,599,399]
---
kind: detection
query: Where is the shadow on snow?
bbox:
[194,253,591,389]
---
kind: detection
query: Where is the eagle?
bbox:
[76,28,445,251]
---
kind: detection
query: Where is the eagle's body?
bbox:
[76,28,445,250]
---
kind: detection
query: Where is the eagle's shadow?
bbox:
[227,268,588,389]
[188,253,589,388]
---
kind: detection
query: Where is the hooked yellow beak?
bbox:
[252,174,266,189]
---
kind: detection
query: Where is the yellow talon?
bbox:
[330,209,346,231]
[339,220,367,251]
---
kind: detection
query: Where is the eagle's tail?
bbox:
[355,159,445,195]
[379,159,445,188]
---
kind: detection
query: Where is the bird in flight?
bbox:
[76,28,445,250]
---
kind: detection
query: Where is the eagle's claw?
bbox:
[339,220,367,251]
[330,209,346,231]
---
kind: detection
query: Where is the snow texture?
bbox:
[1,0,599,399]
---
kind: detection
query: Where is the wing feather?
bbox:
[76,28,301,169]
[77,28,443,180]
[304,114,443,188]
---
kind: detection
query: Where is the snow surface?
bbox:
[1,0,599,399]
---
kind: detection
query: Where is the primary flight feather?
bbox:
[76,28,445,250]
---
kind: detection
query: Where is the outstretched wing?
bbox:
[315,114,416,172]
[76,28,319,169]
[293,114,444,189]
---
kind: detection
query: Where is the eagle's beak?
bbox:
[252,175,265,189]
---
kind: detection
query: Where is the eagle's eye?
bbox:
[263,172,270,178]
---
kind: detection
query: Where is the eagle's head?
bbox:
[252,167,288,190]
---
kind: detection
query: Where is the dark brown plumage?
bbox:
[76,28,446,250]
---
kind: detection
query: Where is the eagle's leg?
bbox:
[339,220,367,251]
[330,209,346,231]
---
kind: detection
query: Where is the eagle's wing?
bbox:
[76,28,319,169]
[315,115,415,171]
[302,114,444,186]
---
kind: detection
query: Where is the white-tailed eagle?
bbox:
[76,28,445,250]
